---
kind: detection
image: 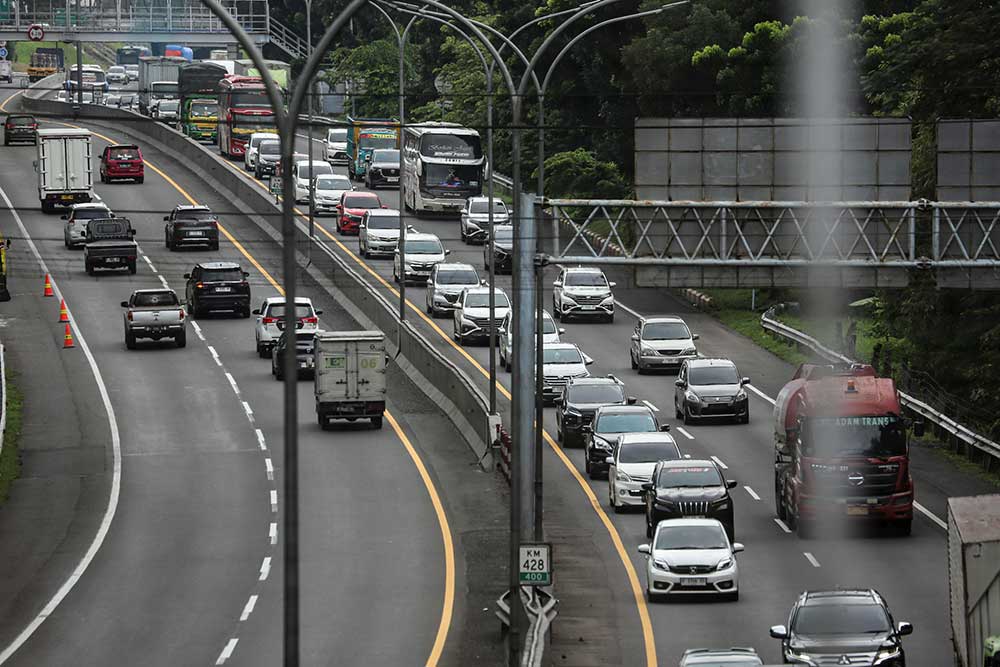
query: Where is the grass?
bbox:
[696,288,807,366]
[0,371,23,505]
[913,430,1000,489]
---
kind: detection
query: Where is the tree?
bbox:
[536,148,628,199]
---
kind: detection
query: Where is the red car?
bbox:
[100,144,144,184]
[336,191,382,234]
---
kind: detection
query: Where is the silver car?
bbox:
[393,232,449,284]
[606,432,682,512]
[325,127,349,164]
[497,310,563,371]
[630,316,699,373]
[312,174,353,216]
[425,263,481,317]
[453,286,510,344]
[460,196,510,244]
[359,209,402,258]
[63,202,114,248]
[638,518,743,602]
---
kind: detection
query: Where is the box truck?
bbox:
[314,331,387,430]
[949,494,1000,667]
[137,55,185,115]
[35,128,93,213]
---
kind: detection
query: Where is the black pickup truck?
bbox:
[84,218,138,275]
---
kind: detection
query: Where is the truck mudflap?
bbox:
[316,400,386,430]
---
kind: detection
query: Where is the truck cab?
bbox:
[84,218,137,275]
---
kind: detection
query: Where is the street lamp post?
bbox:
[305,0,315,264]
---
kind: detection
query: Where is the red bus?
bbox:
[217,75,276,158]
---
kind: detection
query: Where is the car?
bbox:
[293,159,334,202]
[4,114,38,145]
[325,126,349,164]
[358,208,402,258]
[124,64,139,81]
[118,93,137,111]
[336,191,382,234]
[184,262,252,318]
[84,218,137,275]
[104,94,122,108]
[630,316,699,373]
[484,224,513,273]
[453,286,510,344]
[552,266,616,322]
[121,288,187,349]
[252,296,321,358]
[643,459,737,539]
[540,342,593,404]
[106,65,127,84]
[271,330,322,381]
[607,432,682,513]
[674,358,750,424]
[393,231,449,283]
[254,138,280,178]
[555,375,633,446]
[425,262,481,316]
[461,196,509,244]
[678,647,763,666]
[638,518,743,601]
[583,404,667,479]
[312,174,354,215]
[99,144,144,183]
[155,99,179,123]
[56,90,68,103]
[498,310,562,371]
[164,205,220,250]
[769,590,913,666]
[364,148,400,189]
[62,202,114,249]
[245,131,279,172]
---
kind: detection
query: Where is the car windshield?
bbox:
[542,315,557,334]
[201,268,244,282]
[654,524,729,550]
[568,385,624,404]
[689,366,740,385]
[159,101,179,112]
[7,116,34,126]
[792,603,891,635]
[297,163,333,179]
[597,413,656,433]
[259,141,280,155]
[133,291,178,307]
[656,466,722,487]
[544,347,583,364]
[492,226,513,242]
[406,240,443,254]
[366,214,399,230]
[469,200,507,215]
[344,195,380,209]
[316,176,351,191]
[465,293,509,308]
[619,442,679,463]
[565,272,607,287]
[266,304,313,318]
[438,269,479,286]
[109,67,125,74]
[800,416,907,458]
[327,128,347,143]
[73,208,111,220]
[643,322,691,340]
[372,149,399,163]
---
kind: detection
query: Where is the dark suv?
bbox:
[675,358,750,424]
[770,590,912,666]
[165,205,220,250]
[364,148,400,189]
[642,459,737,539]
[272,330,322,381]
[4,114,38,145]
[184,262,251,318]
[583,405,667,479]
[555,375,634,447]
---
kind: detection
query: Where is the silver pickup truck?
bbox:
[121,289,187,349]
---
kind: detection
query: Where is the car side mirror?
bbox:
[631,334,639,341]
[163,215,169,221]
[732,542,744,553]
[609,281,617,287]
[243,272,250,278]
[637,544,651,556]
[315,309,323,315]
[252,309,261,315]
[581,425,593,434]
[604,456,614,465]
[675,379,685,388]
[558,328,565,334]
[184,273,191,279]
[897,621,913,636]
[120,301,129,307]
[553,281,562,287]
[726,479,738,489]
[769,625,788,639]
[660,424,670,432]
[129,229,136,236]
[640,482,653,492]
[553,397,563,406]
[692,334,700,340]
[626,396,637,405]
[444,249,451,255]
[913,420,925,438]
[741,377,750,385]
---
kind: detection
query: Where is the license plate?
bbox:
[386,177,399,183]
[684,577,707,586]
[215,286,232,293]
[61,195,74,201]
[106,257,121,263]
[847,506,869,516]
[187,231,204,237]
[581,305,596,310]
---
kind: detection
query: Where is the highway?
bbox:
[0,86,456,666]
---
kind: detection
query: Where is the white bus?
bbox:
[402,122,484,215]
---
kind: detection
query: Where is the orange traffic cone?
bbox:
[58,299,69,323]
[43,274,54,297]
[63,324,75,349]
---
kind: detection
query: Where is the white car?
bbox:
[553,266,616,322]
[358,209,402,258]
[63,202,114,248]
[460,196,509,244]
[245,131,279,172]
[125,65,139,81]
[155,99,179,123]
[106,66,127,84]
[629,316,699,373]
[293,159,334,202]
[541,342,592,404]
[497,310,562,371]
[638,518,743,601]
[252,296,322,358]
[393,232,449,284]
[312,173,353,215]
[606,432,681,512]
[325,127,349,164]
[425,263,481,317]
[453,286,510,345]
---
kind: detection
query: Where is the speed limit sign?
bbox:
[27,24,45,42]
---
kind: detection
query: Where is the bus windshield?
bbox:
[420,134,482,160]
[423,164,481,189]
[800,416,907,458]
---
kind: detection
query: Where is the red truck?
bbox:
[99,144,144,183]
[773,363,920,537]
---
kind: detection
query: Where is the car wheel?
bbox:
[556,422,562,442]
[257,342,268,359]
[176,331,187,348]
[606,312,615,324]
[675,399,683,420]
[584,455,591,477]
[630,351,638,370]
[85,260,94,275]
[646,516,654,538]
[124,330,136,349]
[775,482,787,520]
[552,306,561,321]
[136,176,144,184]
[724,591,739,602]
[683,404,694,425]
[165,232,172,249]
[892,519,912,537]
[64,236,70,248]
[275,367,284,381]
[646,589,665,604]
[393,267,399,283]
[128,261,137,275]
[371,416,383,429]
[210,241,219,251]
[241,307,251,319]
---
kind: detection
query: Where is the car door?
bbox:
[631,321,642,359]
[186,266,200,304]
[675,363,688,410]
[100,146,109,175]
[426,265,437,308]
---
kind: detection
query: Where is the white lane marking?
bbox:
[803,552,821,568]
[215,638,239,665]
[208,346,222,366]
[142,255,156,272]
[269,490,278,511]
[190,321,202,335]
[746,384,776,405]
[193,327,205,341]
[269,522,278,545]
[915,502,948,530]
[615,300,643,319]
[255,428,267,450]
[0,185,124,666]
[710,455,728,470]
[676,426,694,440]
[239,594,258,621]
[224,372,240,396]
[243,401,254,418]
[158,274,170,289]
[295,133,327,145]
[264,457,273,481]
[641,399,659,412]
[91,192,103,202]
[259,557,272,581]
[774,518,792,533]
[744,486,761,501]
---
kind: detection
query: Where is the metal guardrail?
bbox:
[760,306,1000,465]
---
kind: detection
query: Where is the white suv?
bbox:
[629,316,698,373]
[453,286,510,345]
[393,232,450,284]
[252,296,322,358]
[245,132,279,172]
[425,263,481,317]
[497,310,563,371]
[325,127,349,164]
[552,267,616,322]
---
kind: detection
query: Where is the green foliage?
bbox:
[535,149,627,199]
[328,38,419,119]
[0,374,22,505]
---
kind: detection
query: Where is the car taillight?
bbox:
[4,124,11,130]
[31,124,38,129]
[263,316,278,324]
[178,308,185,319]
[196,282,203,288]
[300,316,318,324]
[127,311,133,321]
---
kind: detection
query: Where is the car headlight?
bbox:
[735,388,747,401]
[716,557,733,571]
[712,499,730,510]
[561,293,577,304]
[565,408,582,417]
[616,470,632,482]
[461,315,476,325]
[601,294,614,304]
[593,437,613,451]
[404,263,414,272]
[651,558,671,572]
[685,391,700,403]
[681,347,698,355]
[875,646,902,663]
[640,344,657,355]
[785,650,817,665]
[433,293,449,303]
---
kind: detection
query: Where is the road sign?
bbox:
[0,48,8,59]
[27,24,44,41]
[268,175,282,196]
[518,543,551,586]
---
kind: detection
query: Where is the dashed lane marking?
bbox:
[710,455,728,470]
[803,552,821,568]
[238,595,258,621]
[774,519,792,534]
[142,254,156,272]
[676,427,694,440]
[242,401,254,419]
[264,457,273,481]
[744,486,761,501]
[269,490,278,512]
[215,638,238,665]
[255,428,267,450]
[259,557,271,581]
[746,384,776,405]
[225,372,240,396]
[269,522,277,545]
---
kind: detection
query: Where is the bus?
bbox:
[116,45,150,66]
[217,75,276,158]
[401,122,484,215]
[65,65,109,95]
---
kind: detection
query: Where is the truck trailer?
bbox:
[137,55,186,115]
[35,128,93,213]
[177,61,227,141]
[313,331,387,430]
[949,494,1000,667]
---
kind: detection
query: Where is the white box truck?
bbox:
[137,55,185,115]
[948,494,1000,667]
[35,128,93,213]
[314,331,387,430]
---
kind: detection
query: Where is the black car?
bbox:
[555,375,634,447]
[674,358,750,424]
[583,404,667,479]
[364,148,400,189]
[272,330,321,381]
[642,459,737,539]
[4,114,38,145]
[254,139,280,178]
[770,590,912,666]
[184,262,251,318]
[164,205,220,250]
[484,224,513,274]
